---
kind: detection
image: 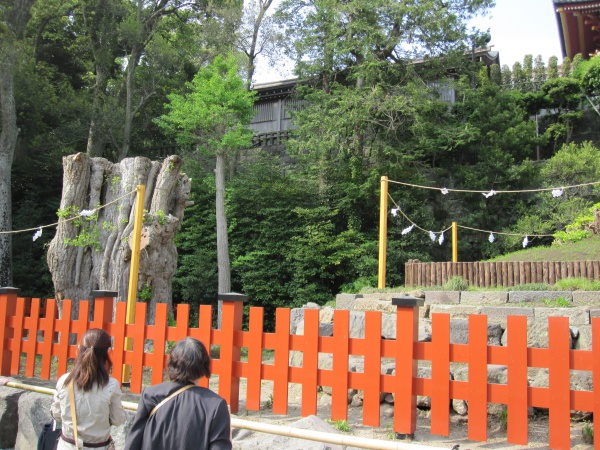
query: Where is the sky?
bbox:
[254,0,564,83]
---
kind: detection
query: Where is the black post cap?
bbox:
[0,287,19,294]
[391,296,425,307]
[91,290,119,298]
[218,292,248,302]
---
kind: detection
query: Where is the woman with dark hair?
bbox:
[51,328,126,449]
[125,337,231,450]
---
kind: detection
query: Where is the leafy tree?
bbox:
[156,54,256,299]
[236,0,284,87]
[0,0,36,285]
[512,141,600,245]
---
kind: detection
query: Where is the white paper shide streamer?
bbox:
[429,231,436,242]
[80,209,96,217]
[483,190,497,198]
[438,232,444,245]
[552,188,564,198]
[401,224,414,235]
[522,236,529,248]
[441,188,449,195]
[488,232,495,243]
[32,228,43,241]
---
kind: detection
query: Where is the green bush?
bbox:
[554,277,600,291]
[443,276,469,291]
[508,283,554,291]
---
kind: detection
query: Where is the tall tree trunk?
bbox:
[215,151,230,326]
[86,64,108,156]
[0,49,18,286]
[47,153,191,323]
[119,46,141,160]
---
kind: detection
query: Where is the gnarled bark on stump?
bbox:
[47,153,191,323]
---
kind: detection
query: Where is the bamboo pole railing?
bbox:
[1,381,441,450]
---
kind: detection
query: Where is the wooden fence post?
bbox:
[219,292,247,414]
[391,296,424,438]
[0,287,18,376]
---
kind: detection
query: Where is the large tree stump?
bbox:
[47,153,191,323]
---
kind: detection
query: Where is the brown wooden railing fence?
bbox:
[404,260,600,287]
[0,287,599,449]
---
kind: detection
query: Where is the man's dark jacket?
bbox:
[125,381,231,450]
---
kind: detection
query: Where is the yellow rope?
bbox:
[388,194,553,238]
[0,189,137,235]
[387,179,600,195]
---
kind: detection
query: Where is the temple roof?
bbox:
[554,0,600,59]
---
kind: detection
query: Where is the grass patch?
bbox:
[487,236,600,262]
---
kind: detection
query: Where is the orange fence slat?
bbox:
[548,316,571,450]
[197,304,213,389]
[430,313,450,436]
[150,304,168,386]
[39,299,57,380]
[331,310,350,423]
[467,314,488,442]
[128,302,148,394]
[393,305,418,435]
[245,307,264,411]
[362,311,380,426]
[506,315,528,445]
[24,299,41,377]
[110,301,126,384]
[301,308,319,417]
[10,297,26,376]
[593,318,600,450]
[272,308,290,415]
[217,300,240,412]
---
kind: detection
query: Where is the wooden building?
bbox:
[554,0,600,59]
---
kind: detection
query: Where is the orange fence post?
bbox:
[245,307,264,411]
[506,315,528,445]
[363,310,381,427]
[392,296,423,438]
[0,287,18,376]
[301,308,319,417]
[430,313,450,436]
[593,317,600,450]
[467,314,488,442]
[331,310,350,423]
[218,293,246,414]
[90,290,116,332]
[548,316,571,450]
[272,307,290,415]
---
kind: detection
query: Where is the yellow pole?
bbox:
[123,184,145,382]
[452,221,458,263]
[378,176,388,289]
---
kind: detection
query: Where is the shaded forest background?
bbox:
[4,0,600,328]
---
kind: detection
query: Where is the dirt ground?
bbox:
[225,378,593,450]
[16,364,593,449]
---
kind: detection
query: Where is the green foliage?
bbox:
[139,283,152,302]
[554,277,600,292]
[328,420,350,432]
[500,408,508,431]
[575,54,600,96]
[553,202,600,244]
[156,54,256,154]
[582,422,594,444]
[543,297,570,308]
[57,206,102,252]
[508,283,554,291]
[443,276,469,291]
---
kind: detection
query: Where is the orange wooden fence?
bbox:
[405,260,600,287]
[0,287,599,450]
